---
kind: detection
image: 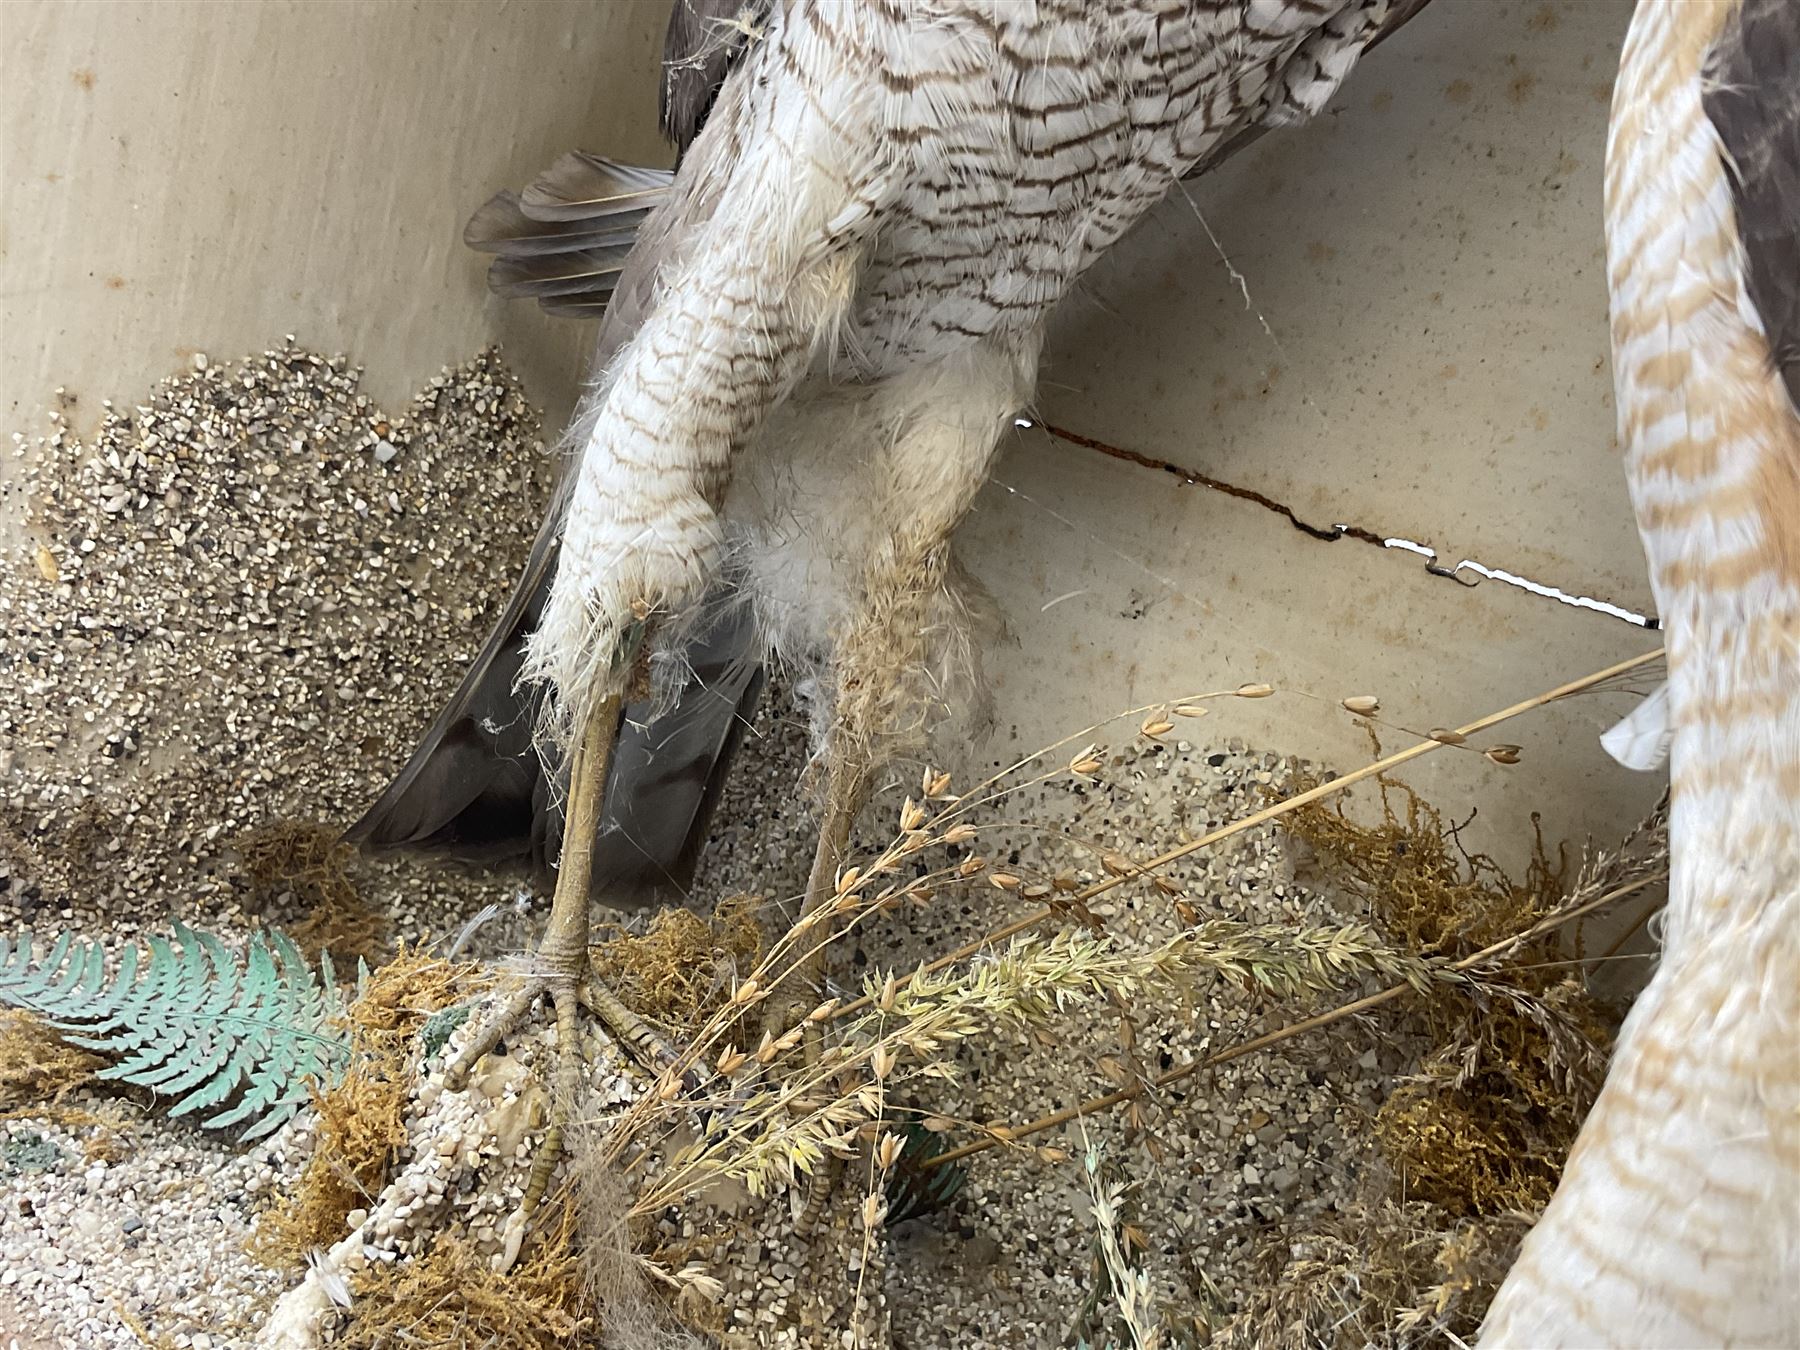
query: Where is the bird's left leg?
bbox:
[773,348,1029,1228]
[770,349,1028,1029]
[774,532,966,1234]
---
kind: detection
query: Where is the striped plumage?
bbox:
[1482,0,1800,1343]
[344,0,1435,1245]
[354,0,1428,897]
[529,0,1426,756]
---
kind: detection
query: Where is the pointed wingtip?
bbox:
[463,190,531,251]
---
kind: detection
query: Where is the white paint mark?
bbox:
[1380,536,1435,560]
[1379,535,1656,627]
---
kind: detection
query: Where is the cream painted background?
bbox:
[3,0,1663,924]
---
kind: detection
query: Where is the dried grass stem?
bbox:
[923,869,1666,1169]
[830,648,1663,1023]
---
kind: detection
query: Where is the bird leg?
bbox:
[767,741,872,1041]
[766,353,1025,1234]
[764,741,871,1235]
[444,685,677,1235]
[773,548,953,1233]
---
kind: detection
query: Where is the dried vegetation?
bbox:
[338,1188,595,1350]
[1210,763,1664,1347]
[253,949,489,1264]
[237,819,389,968]
[252,685,1664,1350]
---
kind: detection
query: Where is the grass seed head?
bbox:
[861,1192,886,1230]
[1069,746,1106,776]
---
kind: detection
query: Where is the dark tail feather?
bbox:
[348,136,753,896]
[345,528,765,905]
[590,608,765,904]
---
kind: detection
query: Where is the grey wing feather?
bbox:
[486,248,637,301]
[465,162,673,318]
[1704,0,1800,414]
[464,191,647,257]
[518,152,674,222]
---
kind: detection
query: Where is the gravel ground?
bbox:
[860,736,1407,1348]
[2,343,557,1348]
[693,712,1414,1349]
[2,345,1412,1349]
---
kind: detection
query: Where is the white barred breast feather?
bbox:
[523,0,1415,752]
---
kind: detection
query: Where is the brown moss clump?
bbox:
[237,818,387,965]
[0,1010,104,1108]
[1239,770,1630,1340]
[253,949,487,1265]
[1375,975,1614,1218]
[1280,771,1563,955]
[1216,1201,1529,1350]
[0,1014,135,1160]
[340,1184,593,1350]
[594,894,764,1028]
[1277,771,1610,1219]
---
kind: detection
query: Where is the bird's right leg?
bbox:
[442,666,684,1240]
[459,10,887,1237]
[440,692,614,1212]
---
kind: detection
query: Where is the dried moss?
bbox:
[1279,771,1563,956]
[237,818,387,966]
[341,1184,593,1350]
[1232,770,1627,1340]
[593,894,764,1029]
[1215,1200,1529,1349]
[0,1014,130,1161]
[0,1009,104,1108]
[1276,771,1610,1219]
[253,949,487,1266]
[1375,975,1613,1218]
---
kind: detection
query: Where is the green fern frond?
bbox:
[885,1108,967,1224]
[0,924,353,1141]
